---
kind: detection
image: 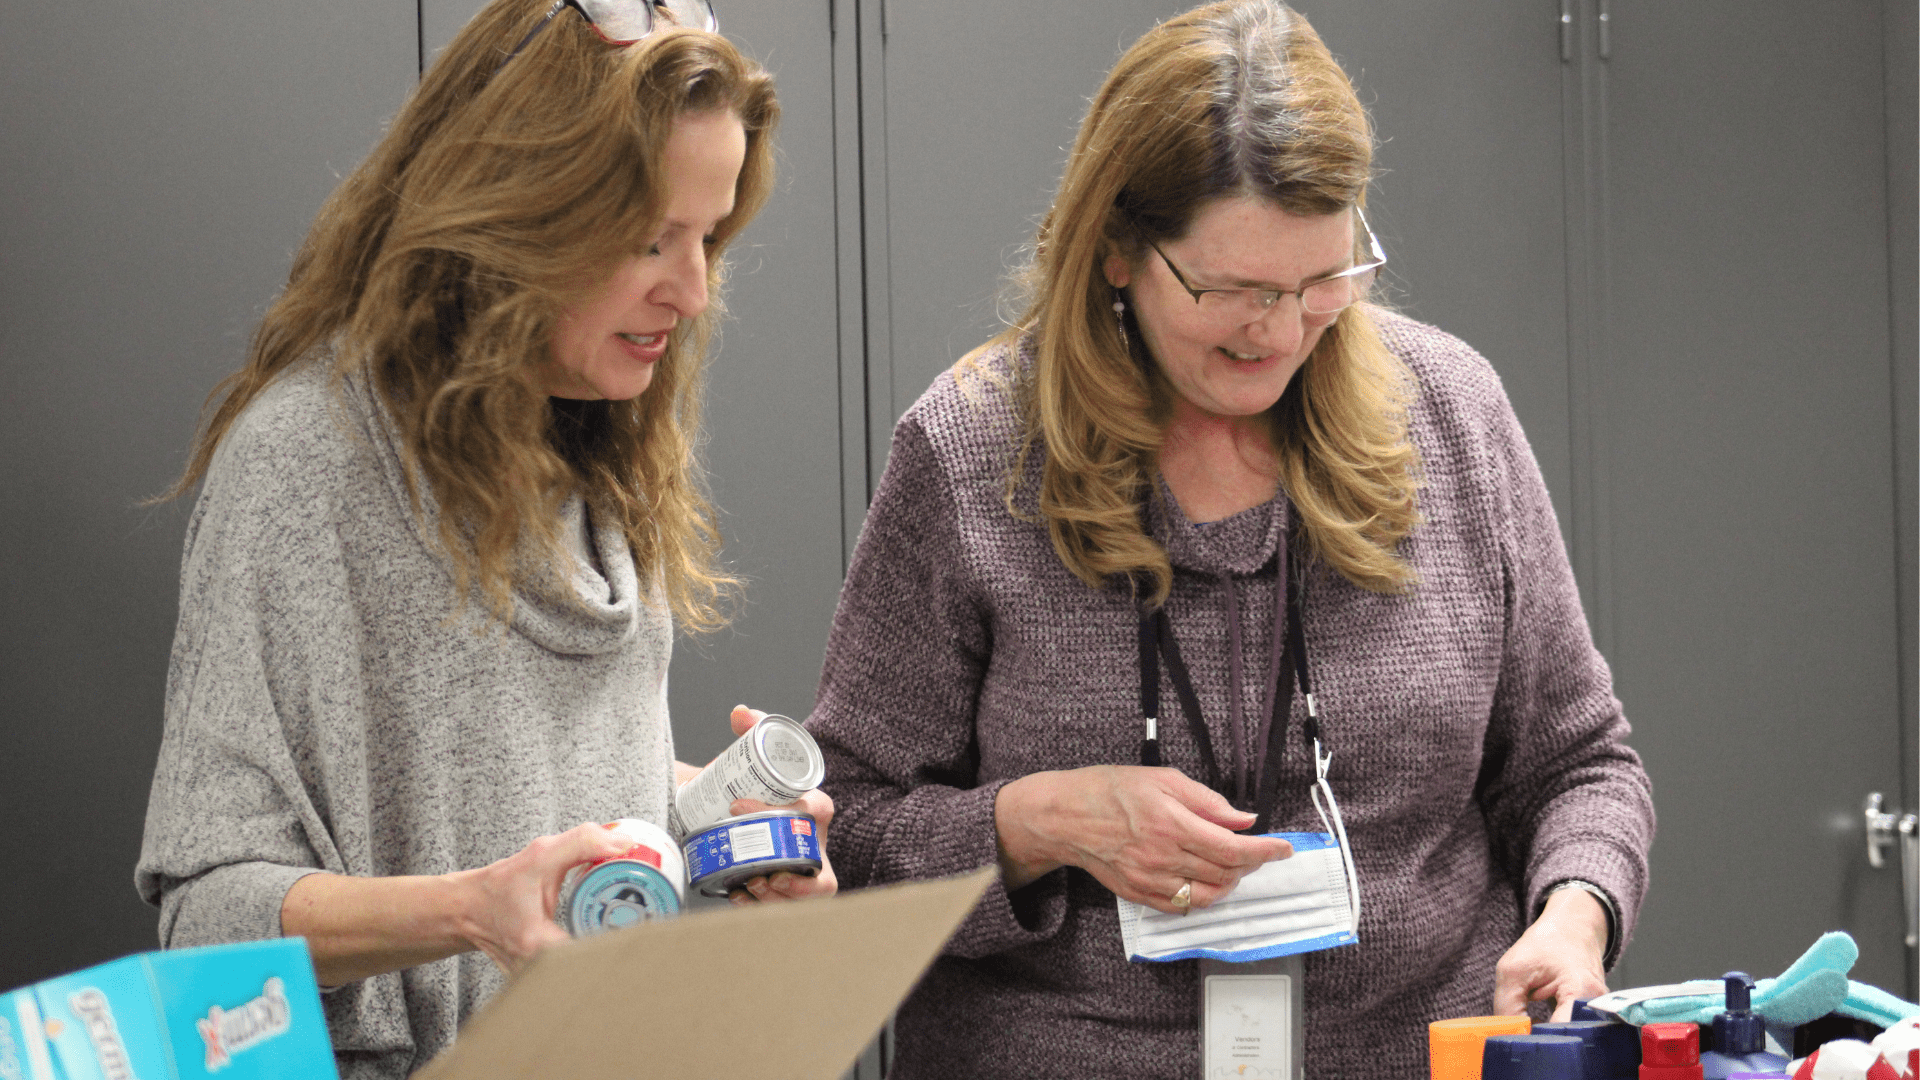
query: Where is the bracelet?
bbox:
[1539,878,1621,970]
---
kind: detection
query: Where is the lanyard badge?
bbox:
[1121,524,1362,964]
[1120,520,1362,1077]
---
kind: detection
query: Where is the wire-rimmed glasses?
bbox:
[1143,207,1387,323]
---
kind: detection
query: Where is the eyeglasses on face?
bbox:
[496,0,718,74]
[1143,207,1387,322]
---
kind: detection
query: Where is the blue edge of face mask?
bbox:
[1132,831,1360,964]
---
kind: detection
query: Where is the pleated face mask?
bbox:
[1118,831,1359,963]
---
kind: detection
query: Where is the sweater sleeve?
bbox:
[1469,367,1655,966]
[135,423,351,950]
[808,415,1070,959]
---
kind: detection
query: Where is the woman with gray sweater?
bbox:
[806,2,1653,1075]
[136,3,832,1076]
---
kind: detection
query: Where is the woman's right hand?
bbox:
[993,765,1292,914]
[449,822,634,975]
[281,821,635,986]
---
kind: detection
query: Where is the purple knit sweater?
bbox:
[808,311,1654,1079]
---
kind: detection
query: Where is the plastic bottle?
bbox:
[1641,1022,1704,1080]
[1534,1020,1641,1080]
[1700,973,1788,1080]
[1484,1034,1589,1080]
[1432,1017,1534,1080]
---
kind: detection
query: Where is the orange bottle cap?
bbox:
[1431,1016,1535,1080]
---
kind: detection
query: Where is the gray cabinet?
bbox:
[0,0,417,990]
[1596,0,1912,994]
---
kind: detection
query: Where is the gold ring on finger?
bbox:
[1170,880,1193,912]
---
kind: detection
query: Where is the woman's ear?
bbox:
[1103,253,1133,290]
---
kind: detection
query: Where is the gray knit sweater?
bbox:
[135,362,675,1079]
[808,312,1654,1079]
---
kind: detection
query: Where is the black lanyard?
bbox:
[1137,528,1316,835]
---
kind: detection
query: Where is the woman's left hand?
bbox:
[720,705,838,905]
[1492,886,1609,1021]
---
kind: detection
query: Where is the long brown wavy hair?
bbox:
[163,0,778,631]
[970,0,1420,604]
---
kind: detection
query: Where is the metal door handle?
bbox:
[1864,792,1919,947]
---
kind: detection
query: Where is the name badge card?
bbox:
[1201,954,1303,1080]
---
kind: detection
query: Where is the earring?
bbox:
[1112,295,1130,348]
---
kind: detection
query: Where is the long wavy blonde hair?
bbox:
[164,0,778,630]
[973,0,1419,604]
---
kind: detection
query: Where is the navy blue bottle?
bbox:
[1700,973,1788,1080]
[1484,1034,1589,1080]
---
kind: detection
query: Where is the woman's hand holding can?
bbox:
[719,705,838,905]
[450,821,634,974]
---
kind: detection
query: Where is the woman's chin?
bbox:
[589,370,655,402]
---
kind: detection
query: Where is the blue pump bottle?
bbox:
[1701,972,1789,1080]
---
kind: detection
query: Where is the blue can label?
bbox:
[683,812,824,897]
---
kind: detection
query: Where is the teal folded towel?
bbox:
[1619,932,1858,1027]
[1841,979,1920,1028]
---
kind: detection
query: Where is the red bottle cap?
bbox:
[1641,1023,1703,1080]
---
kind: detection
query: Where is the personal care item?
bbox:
[1534,1019,1641,1080]
[555,818,686,936]
[1704,973,1791,1080]
[0,937,337,1080]
[669,714,825,839]
[1642,1023,1705,1080]
[1431,1016,1533,1080]
[1117,832,1356,962]
[1484,1034,1589,1080]
[1869,1017,1920,1080]
[1590,934,1857,1028]
[1788,1038,1895,1080]
[682,809,823,898]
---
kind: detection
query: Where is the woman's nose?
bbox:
[655,249,710,320]
[1244,294,1307,355]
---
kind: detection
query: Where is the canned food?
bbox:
[669,714,826,839]
[556,818,687,937]
[683,809,824,898]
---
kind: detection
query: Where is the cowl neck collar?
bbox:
[1147,475,1289,578]
[341,365,643,656]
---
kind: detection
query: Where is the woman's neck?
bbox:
[1158,403,1280,524]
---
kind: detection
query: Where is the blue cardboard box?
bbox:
[0,938,336,1080]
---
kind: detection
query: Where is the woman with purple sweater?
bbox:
[807,2,1654,1075]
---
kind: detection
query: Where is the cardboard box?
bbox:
[0,937,336,1080]
[0,868,992,1079]
[414,866,996,1080]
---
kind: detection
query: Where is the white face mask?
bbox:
[1118,749,1362,963]
[1119,832,1356,962]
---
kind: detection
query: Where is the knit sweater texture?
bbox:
[808,311,1655,1079]
[135,361,675,1079]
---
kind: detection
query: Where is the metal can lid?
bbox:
[750,715,826,792]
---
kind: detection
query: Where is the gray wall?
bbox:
[0,0,416,988]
